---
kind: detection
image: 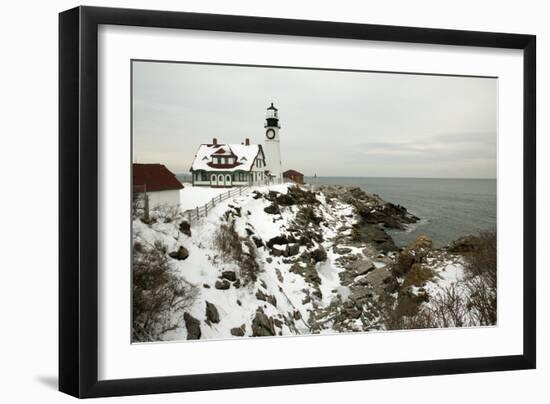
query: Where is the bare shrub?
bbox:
[214,221,243,259]
[463,230,497,326]
[214,220,260,285]
[132,240,197,342]
[383,285,467,330]
[465,274,497,326]
[426,284,468,328]
[150,204,183,224]
[464,231,497,283]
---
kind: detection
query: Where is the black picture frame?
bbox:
[59,5,536,398]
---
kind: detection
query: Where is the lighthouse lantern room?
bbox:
[264,103,282,181]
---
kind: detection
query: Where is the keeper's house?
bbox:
[190,138,268,187]
[133,163,183,208]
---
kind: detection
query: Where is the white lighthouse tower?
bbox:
[264,102,282,182]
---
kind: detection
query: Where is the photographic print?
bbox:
[131,60,497,343]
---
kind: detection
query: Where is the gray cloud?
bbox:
[132,61,497,178]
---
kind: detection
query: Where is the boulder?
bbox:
[448,235,481,253]
[287,186,319,205]
[178,221,192,237]
[352,223,397,253]
[256,290,277,307]
[205,301,220,324]
[296,206,322,225]
[266,190,280,201]
[168,246,189,261]
[266,235,292,249]
[333,246,352,255]
[183,312,201,340]
[252,236,264,248]
[221,270,237,282]
[215,280,230,290]
[311,246,328,263]
[394,235,432,276]
[251,311,276,337]
[264,203,281,215]
[382,274,400,293]
[343,305,362,319]
[271,246,284,257]
[349,287,373,303]
[230,324,246,337]
[365,267,399,294]
[275,193,296,206]
[352,258,375,276]
[290,261,321,285]
[284,243,300,257]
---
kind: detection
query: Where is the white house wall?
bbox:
[148,189,181,208]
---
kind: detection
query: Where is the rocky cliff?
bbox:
[132,183,492,342]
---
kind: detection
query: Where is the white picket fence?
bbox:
[182,186,252,223]
[181,177,293,223]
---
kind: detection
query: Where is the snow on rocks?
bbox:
[134,183,479,341]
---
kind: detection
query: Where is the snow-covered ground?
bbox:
[179,183,230,211]
[135,182,481,342]
[135,183,374,340]
[422,256,466,296]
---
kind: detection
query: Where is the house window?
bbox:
[201,172,208,181]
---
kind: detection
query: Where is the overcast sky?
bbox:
[132,61,497,178]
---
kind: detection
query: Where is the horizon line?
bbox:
[174,173,496,181]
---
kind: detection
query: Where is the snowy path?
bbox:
[179,184,229,211]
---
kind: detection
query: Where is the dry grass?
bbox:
[382,231,497,330]
[401,264,435,288]
[213,220,260,285]
[132,240,197,342]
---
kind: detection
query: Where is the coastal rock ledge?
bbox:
[132,183,495,342]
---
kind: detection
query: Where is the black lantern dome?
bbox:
[265,102,280,128]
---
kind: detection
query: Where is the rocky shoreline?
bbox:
[315,184,419,252]
[133,182,495,341]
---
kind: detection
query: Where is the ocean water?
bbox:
[306,177,496,248]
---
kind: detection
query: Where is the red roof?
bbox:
[133,164,183,192]
[283,169,304,177]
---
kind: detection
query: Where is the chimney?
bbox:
[212,138,218,145]
[245,138,250,145]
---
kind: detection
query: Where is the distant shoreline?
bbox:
[176,174,496,181]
